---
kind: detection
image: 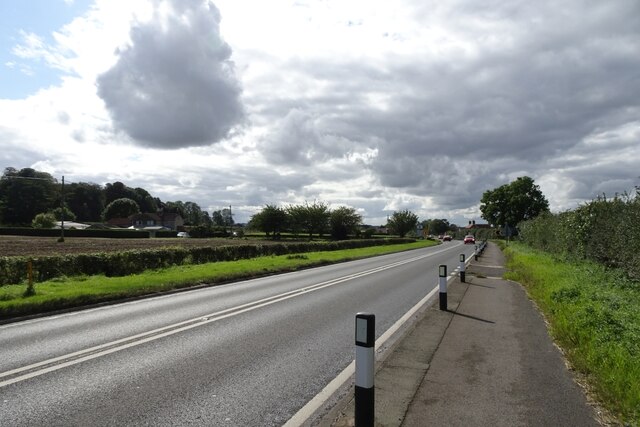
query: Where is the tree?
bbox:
[288,201,331,238]
[183,201,205,225]
[102,198,140,220]
[422,218,451,235]
[66,182,105,222]
[221,208,234,226]
[32,213,56,229]
[211,210,225,226]
[0,167,58,225]
[164,201,186,218]
[480,176,550,229]
[387,209,419,237]
[250,204,288,238]
[330,206,362,240]
[104,181,137,205]
[133,187,158,213]
[51,206,76,222]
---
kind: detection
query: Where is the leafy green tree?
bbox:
[51,207,76,222]
[32,212,56,228]
[221,208,234,226]
[250,204,288,238]
[164,201,186,218]
[211,210,225,226]
[102,198,140,220]
[66,182,104,222]
[288,201,331,238]
[133,187,158,213]
[286,204,306,236]
[387,209,419,237]
[422,218,451,235]
[183,201,206,225]
[0,167,58,225]
[330,206,362,240]
[202,211,212,227]
[105,182,157,213]
[480,176,550,228]
[104,181,137,205]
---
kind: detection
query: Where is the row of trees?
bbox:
[2,166,552,240]
[0,167,221,227]
[248,202,421,240]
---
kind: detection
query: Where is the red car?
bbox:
[464,235,475,244]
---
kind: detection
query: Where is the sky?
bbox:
[1,0,638,226]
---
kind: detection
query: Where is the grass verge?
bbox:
[501,242,640,425]
[0,239,438,320]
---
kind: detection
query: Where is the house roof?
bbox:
[54,221,91,230]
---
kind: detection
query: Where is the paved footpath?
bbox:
[317,242,602,427]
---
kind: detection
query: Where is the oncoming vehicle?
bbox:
[464,235,475,244]
[442,235,452,242]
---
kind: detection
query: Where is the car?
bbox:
[442,235,452,241]
[177,231,190,238]
[464,235,475,244]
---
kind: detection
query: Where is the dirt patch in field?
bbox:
[0,236,277,257]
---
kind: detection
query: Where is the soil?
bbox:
[0,236,274,257]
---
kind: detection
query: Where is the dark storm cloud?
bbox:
[97,0,244,149]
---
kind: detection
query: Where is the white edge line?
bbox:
[283,284,440,427]
[284,250,471,426]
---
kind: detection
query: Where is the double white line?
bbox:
[1,249,447,388]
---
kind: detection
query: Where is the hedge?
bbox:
[0,238,414,285]
[0,227,151,238]
[518,193,640,281]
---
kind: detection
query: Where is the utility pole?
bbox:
[59,175,65,242]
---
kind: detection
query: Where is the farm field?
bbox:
[0,235,276,257]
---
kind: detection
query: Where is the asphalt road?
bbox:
[0,241,475,426]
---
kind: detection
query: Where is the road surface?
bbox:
[0,241,474,426]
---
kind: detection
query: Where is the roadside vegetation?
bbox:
[502,191,640,424]
[502,243,639,424]
[0,239,438,320]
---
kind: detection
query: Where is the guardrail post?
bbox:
[474,245,478,261]
[439,265,447,311]
[459,254,466,283]
[355,313,375,427]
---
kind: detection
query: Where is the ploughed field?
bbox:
[0,236,274,257]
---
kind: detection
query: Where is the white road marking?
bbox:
[0,244,463,388]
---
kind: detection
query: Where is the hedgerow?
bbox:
[518,193,640,281]
[0,238,413,285]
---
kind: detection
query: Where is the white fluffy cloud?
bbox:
[97,0,244,148]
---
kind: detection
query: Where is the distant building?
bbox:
[107,212,185,231]
[54,221,91,230]
[464,220,492,230]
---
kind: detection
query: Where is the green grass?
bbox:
[0,240,437,320]
[501,242,640,425]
